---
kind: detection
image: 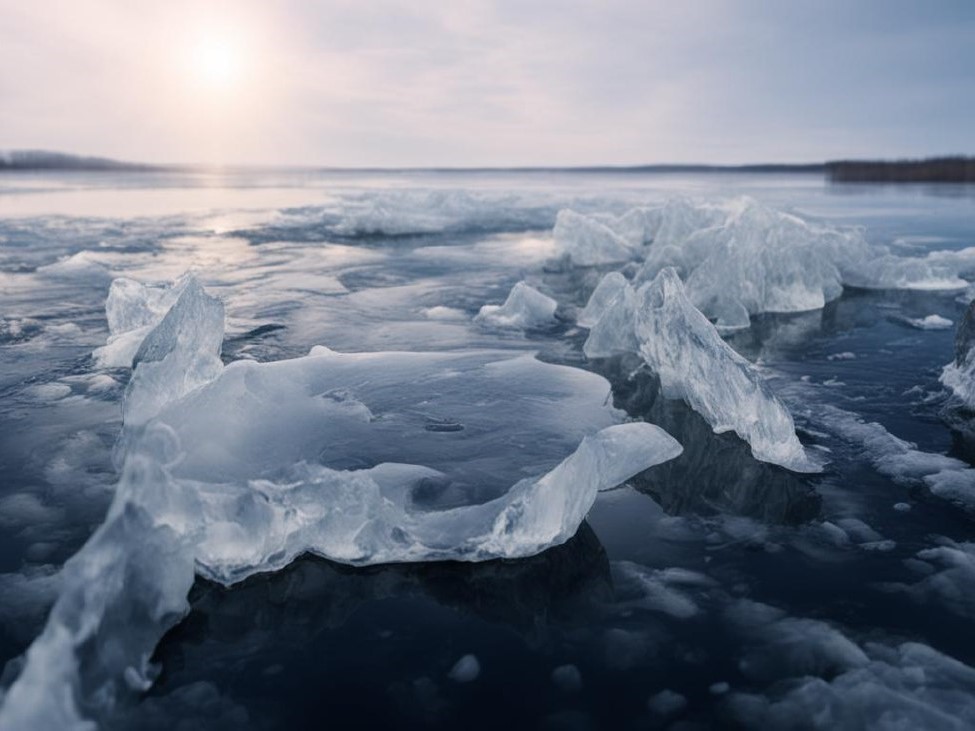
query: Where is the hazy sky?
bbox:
[1,0,972,166]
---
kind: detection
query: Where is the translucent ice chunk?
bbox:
[94,274,195,368]
[651,197,727,250]
[584,268,818,472]
[553,209,642,265]
[122,277,224,429]
[475,281,558,329]
[563,197,974,325]
[627,198,974,327]
[636,199,845,321]
[577,271,629,328]
[0,495,195,731]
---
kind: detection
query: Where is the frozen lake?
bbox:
[1,169,975,729]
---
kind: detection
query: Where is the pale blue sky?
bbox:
[0,0,972,166]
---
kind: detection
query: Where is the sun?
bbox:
[190,35,242,90]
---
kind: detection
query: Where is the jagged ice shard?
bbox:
[0,275,682,730]
[93,274,198,369]
[583,268,819,473]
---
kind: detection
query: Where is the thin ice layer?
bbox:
[475,281,558,329]
[0,274,682,729]
[584,268,818,472]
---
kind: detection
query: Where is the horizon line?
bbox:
[2,149,974,174]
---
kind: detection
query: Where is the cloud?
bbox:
[0,0,972,165]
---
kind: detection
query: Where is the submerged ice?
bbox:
[583,268,818,472]
[0,275,682,729]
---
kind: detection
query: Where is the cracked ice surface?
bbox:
[583,268,818,473]
[0,275,682,729]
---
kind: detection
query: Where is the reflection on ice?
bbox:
[126,525,611,729]
[593,357,821,523]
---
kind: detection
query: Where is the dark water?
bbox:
[1,170,974,729]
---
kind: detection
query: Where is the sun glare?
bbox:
[190,35,242,89]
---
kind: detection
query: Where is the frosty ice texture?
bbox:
[475,281,558,329]
[0,275,682,729]
[584,268,817,472]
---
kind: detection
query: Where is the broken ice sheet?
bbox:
[0,274,682,729]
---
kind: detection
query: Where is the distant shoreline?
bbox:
[825,157,975,183]
[2,150,974,182]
